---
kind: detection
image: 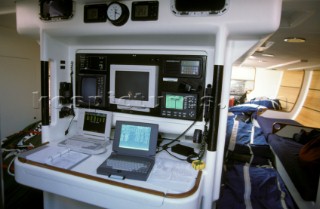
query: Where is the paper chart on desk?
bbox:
[23,145,90,169]
[148,157,198,192]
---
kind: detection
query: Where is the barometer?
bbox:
[106,2,129,26]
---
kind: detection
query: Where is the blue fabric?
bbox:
[229,104,267,116]
[226,117,268,147]
[225,117,270,164]
[217,163,297,209]
[248,98,282,110]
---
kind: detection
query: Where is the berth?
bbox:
[217,162,297,209]
[224,108,320,209]
[226,102,278,159]
[219,105,298,209]
[256,115,301,137]
[266,123,320,209]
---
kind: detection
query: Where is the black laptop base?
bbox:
[97,158,154,181]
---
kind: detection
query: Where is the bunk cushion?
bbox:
[268,134,320,201]
[217,163,297,209]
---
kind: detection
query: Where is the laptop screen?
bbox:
[119,124,151,151]
[83,112,106,134]
[77,108,112,139]
[113,121,158,156]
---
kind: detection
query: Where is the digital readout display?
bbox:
[83,112,106,133]
[86,8,99,20]
[181,60,200,75]
[134,5,149,17]
[165,95,184,110]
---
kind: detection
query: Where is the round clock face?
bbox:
[107,3,123,21]
[106,2,129,26]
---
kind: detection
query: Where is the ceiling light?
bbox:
[256,41,274,52]
[266,59,304,69]
[261,53,274,57]
[288,64,320,71]
[284,37,306,43]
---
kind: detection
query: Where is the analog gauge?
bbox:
[106,2,129,26]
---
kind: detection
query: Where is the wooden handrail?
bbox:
[18,157,201,199]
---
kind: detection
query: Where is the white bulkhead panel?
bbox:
[14,0,282,209]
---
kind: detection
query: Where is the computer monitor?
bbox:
[109,64,159,112]
[113,121,158,156]
[77,108,112,140]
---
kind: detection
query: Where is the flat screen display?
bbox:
[83,112,107,134]
[119,124,151,151]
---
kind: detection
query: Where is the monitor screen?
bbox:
[118,124,151,151]
[77,108,112,139]
[81,77,96,104]
[115,71,149,101]
[77,74,106,108]
[83,111,107,134]
[109,64,159,110]
[113,121,159,156]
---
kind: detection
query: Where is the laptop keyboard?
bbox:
[106,156,151,173]
[60,137,107,155]
[64,139,99,148]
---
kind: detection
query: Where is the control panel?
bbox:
[76,54,108,108]
[75,53,206,121]
[77,54,107,71]
[161,92,198,120]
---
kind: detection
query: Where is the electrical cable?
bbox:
[174,120,197,141]
[157,120,198,162]
[164,149,187,161]
[157,120,196,153]
[65,110,75,135]
[197,122,208,161]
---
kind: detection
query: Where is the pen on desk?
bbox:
[42,141,50,146]
[45,148,70,164]
[23,141,49,151]
[37,141,50,148]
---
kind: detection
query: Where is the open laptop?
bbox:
[58,108,112,155]
[97,121,159,181]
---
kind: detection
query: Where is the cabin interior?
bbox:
[1,0,319,209]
